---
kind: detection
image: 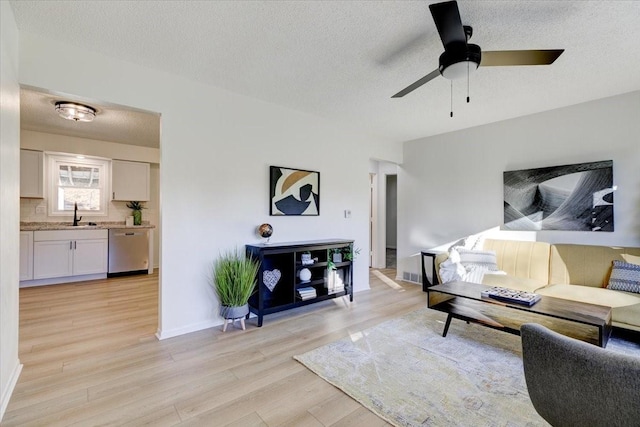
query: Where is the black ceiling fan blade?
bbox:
[429,1,467,49]
[391,69,441,98]
[481,49,565,67]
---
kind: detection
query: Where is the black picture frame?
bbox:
[503,160,614,232]
[270,166,320,216]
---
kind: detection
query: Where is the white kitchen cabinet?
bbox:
[20,231,34,281]
[20,149,44,198]
[33,240,74,279]
[73,239,109,275]
[112,160,150,201]
[33,230,108,280]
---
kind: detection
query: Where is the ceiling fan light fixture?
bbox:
[439,44,481,80]
[441,60,478,80]
[55,101,96,122]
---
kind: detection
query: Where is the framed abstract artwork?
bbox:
[270,166,320,216]
[503,160,614,232]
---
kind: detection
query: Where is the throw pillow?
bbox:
[447,233,485,252]
[457,248,499,271]
[439,258,466,284]
[607,260,640,294]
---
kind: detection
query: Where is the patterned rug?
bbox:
[295,308,640,427]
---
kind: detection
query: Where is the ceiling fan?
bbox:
[391,0,564,99]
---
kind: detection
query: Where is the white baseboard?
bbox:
[0,360,22,422]
[155,319,220,340]
[20,273,106,288]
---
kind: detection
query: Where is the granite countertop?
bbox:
[20,221,156,231]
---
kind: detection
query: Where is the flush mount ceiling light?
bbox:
[55,101,96,122]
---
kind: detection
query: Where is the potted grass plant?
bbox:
[210,248,260,331]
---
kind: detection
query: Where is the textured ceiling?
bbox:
[10,1,640,145]
[20,86,160,148]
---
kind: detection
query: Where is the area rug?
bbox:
[294,308,639,427]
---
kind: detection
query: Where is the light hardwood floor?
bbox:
[5,269,426,426]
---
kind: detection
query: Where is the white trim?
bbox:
[47,153,110,217]
[369,173,378,268]
[0,360,22,422]
[20,273,107,288]
[156,319,221,340]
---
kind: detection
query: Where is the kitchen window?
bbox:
[47,154,110,216]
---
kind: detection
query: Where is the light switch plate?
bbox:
[35,205,46,214]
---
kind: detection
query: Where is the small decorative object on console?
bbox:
[263,269,281,292]
[258,223,273,243]
[301,252,314,265]
[298,268,312,282]
[481,287,541,306]
[297,286,317,300]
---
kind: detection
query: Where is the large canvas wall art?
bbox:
[270,166,320,216]
[503,160,614,232]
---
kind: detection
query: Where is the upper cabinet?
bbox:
[111,160,150,201]
[20,149,44,198]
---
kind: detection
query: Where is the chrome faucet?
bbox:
[73,202,82,226]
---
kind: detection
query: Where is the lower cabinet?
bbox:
[33,230,108,280]
[20,231,34,281]
[73,239,110,276]
[246,239,354,327]
[33,240,73,279]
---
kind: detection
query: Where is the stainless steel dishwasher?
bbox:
[108,228,149,276]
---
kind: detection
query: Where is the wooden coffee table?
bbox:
[427,281,612,347]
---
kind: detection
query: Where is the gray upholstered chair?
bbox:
[520,323,640,427]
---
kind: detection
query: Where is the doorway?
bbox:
[385,174,397,270]
[369,160,399,271]
[18,86,162,356]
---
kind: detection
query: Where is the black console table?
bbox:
[246,239,354,326]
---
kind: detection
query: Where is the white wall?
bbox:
[18,32,401,339]
[398,91,640,277]
[0,2,23,420]
[20,130,161,268]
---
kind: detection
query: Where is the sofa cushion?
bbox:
[549,244,640,288]
[607,260,640,294]
[537,284,640,308]
[483,239,551,285]
[536,284,640,331]
[611,292,640,332]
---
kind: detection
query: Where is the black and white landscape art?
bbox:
[503,160,614,232]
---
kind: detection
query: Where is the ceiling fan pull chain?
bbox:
[450,81,453,118]
[467,61,470,103]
